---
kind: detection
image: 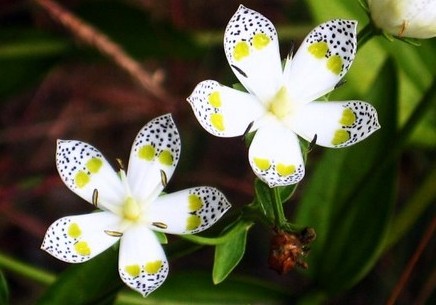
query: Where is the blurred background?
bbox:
[0,0,434,304]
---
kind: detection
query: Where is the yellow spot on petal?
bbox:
[74,171,90,188]
[331,130,350,146]
[254,157,271,171]
[74,241,91,256]
[125,264,141,277]
[188,194,203,211]
[145,260,162,274]
[208,91,221,108]
[233,41,249,61]
[252,33,270,50]
[86,157,103,174]
[158,150,173,166]
[276,164,296,177]
[186,215,201,231]
[210,113,225,132]
[327,55,342,75]
[122,197,141,221]
[138,144,155,161]
[67,223,82,239]
[308,42,328,59]
[340,108,356,126]
[268,86,292,120]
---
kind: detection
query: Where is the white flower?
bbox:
[187,5,380,187]
[41,114,231,297]
[368,0,436,38]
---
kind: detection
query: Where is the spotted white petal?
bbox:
[289,101,380,148]
[148,187,231,234]
[224,5,283,102]
[284,19,357,104]
[118,225,168,297]
[41,212,121,263]
[56,140,124,212]
[248,122,305,187]
[187,80,265,137]
[127,114,180,204]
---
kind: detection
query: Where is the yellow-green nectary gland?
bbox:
[340,108,356,126]
[158,150,173,166]
[254,157,271,171]
[122,197,141,221]
[210,113,225,131]
[208,91,222,108]
[145,260,162,274]
[86,157,103,174]
[233,41,249,61]
[67,223,82,239]
[276,164,296,177]
[125,264,141,277]
[308,41,328,58]
[327,55,343,75]
[188,194,203,211]
[74,241,91,256]
[252,33,270,50]
[268,86,292,120]
[186,215,201,231]
[332,130,350,145]
[74,171,90,188]
[138,144,155,161]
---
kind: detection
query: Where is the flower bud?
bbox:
[368,0,436,38]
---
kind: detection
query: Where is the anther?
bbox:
[230,64,247,78]
[334,79,347,89]
[152,222,168,229]
[92,189,99,207]
[242,121,254,141]
[104,230,123,237]
[308,134,317,152]
[160,170,168,188]
[399,20,407,37]
[287,40,295,59]
[116,158,125,171]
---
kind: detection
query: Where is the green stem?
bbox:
[0,252,55,285]
[271,187,287,228]
[357,23,378,49]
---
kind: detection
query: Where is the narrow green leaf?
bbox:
[212,221,253,284]
[37,248,122,305]
[254,179,275,223]
[116,271,291,305]
[294,59,398,293]
[0,271,9,305]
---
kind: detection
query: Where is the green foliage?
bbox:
[116,271,291,305]
[37,248,122,305]
[0,272,9,305]
[212,220,253,284]
[294,59,398,294]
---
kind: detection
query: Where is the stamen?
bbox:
[287,40,295,60]
[104,230,123,237]
[152,222,168,229]
[308,134,317,152]
[230,64,247,78]
[116,158,125,171]
[334,79,347,89]
[242,121,254,141]
[399,20,407,37]
[92,189,99,207]
[160,170,168,188]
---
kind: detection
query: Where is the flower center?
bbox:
[268,86,294,120]
[122,196,141,222]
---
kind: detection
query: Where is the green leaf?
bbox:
[115,271,291,305]
[294,59,398,294]
[0,271,9,305]
[37,248,122,305]
[212,221,253,284]
[254,179,275,223]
